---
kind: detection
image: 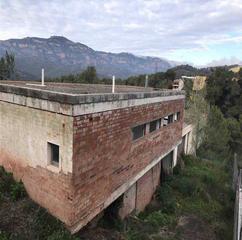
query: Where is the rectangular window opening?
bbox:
[168,114,174,124]
[132,124,146,140]
[150,120,158,132]
[163,116,168,126]
[48,142,59,167]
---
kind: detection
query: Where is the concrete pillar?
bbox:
[184,133,188,154]
[118,184,136,219]
[173,146,178,167]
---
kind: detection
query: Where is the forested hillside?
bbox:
[0,36,172,79]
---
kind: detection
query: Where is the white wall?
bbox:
[0,101,73,174]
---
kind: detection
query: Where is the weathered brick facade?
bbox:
[0,82,185,233]
[71,99,184,230]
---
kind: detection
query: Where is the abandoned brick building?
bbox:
[0,81,193,233]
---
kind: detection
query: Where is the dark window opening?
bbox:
[162,151,174,177]
[48,142,59,166]
[150,120,158,132]
[168,114,174,124]
[132,124,146,140]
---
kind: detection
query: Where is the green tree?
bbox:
[206,67,241,119]
[81,66,97,83]
[226,117,242,154]
[0,51,15,80]
[200,105,231,161]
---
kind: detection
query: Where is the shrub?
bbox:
[171,176,200,197]
[10,181,26,201]
[125,217,158,240]
[0,167,15,193]
[47,230,79,240]
[145,211,174,228]
[0,167,26,201]
[33,208,63,239]
[156,184,176,214]
[173,164,181,175]
[0,231,8,240]
[182,155,198,166]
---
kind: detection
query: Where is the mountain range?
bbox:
[0,36,175,79]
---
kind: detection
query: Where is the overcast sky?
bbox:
[1,0,242,66]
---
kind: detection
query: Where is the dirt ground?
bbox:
[176,215,216,240]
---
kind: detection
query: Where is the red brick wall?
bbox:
[71,99,184,227]
[23,166,74,225]
[0,150,74,226]
[136,170,154,212]
[136,162,161,212]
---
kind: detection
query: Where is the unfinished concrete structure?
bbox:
[0,81,192,233]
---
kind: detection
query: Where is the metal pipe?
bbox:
[41,68,45,86]
[145,75,148,88]
[112,75,115,93]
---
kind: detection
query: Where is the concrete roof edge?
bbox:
[0,84,185,105]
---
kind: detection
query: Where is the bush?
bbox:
[156,184,176,214]
[33,208,63,239]
[145,211,174,228]
[0,231,8,240]
[0,167,15,193]
[171,176,201,197]
[10,181,26,201]
[0,167,26,201]
[182,155,198,166]
[47,230,79,240]
[173,164,182,175]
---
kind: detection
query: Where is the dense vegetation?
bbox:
[123,155,234,240]
[202,68,242,159]
[206,68,242,119]
[182,66,242,161]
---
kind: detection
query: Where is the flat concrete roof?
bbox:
[0,81,185,105]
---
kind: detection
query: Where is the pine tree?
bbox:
[0,51,15,80]
[202,105,231,161]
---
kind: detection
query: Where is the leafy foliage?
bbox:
[10,181,26,201]
[206,67,242,119]
[0,166,26,201]
[199,105,231,161]
[145,211,175,229]
[0,231,8,240]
